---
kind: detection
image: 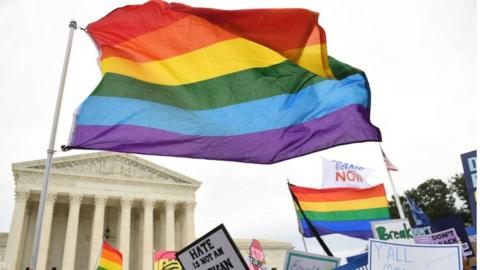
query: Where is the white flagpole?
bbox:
[29,20,77,269]
[301,236,309,253]
[379,144,405,219]
[386,169,405,219]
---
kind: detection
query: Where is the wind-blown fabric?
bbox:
[289,183,390,239]
[67,0,381,164]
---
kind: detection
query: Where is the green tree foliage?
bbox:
[388,174,473,226]
[448,173,472,225]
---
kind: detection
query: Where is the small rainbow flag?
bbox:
[289,183,390,239]
[66,1,381,164]
[97,242,122,270]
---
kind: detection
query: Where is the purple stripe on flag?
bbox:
[69,104,381,164]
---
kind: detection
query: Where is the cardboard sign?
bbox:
[177,224,249,270]
[414,228,460,245]
[322,158,373,188]
[154,251,182,270]
[461,150,477,227]
[248,239,267,270]
[370,219,414,243]
[368,239,463,270]
[283,250,340,270]
[431,214,475,258]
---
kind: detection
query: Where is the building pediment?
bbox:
[12,152,201,187]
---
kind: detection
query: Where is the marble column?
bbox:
[5,190,30,270]
[61,193,83,270]
[89,195,107,270]
[119,198,133,270]
[143,199,154,270]
[164,201,175,250]
[36,193,57,270]
[184,202,196,246]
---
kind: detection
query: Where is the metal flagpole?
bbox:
[29,20,77,269]
[386,169,405,219]
[301,236,309,253]
[379,144,405,219]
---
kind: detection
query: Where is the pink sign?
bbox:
[248,239,267,270]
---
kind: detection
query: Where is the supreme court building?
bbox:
[3,152,201,270]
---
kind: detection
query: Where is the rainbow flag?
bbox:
[289,183,390,239]
[97,242,122,270]
[66,1,381,164]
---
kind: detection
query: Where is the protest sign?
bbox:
[368,239,463,270]
[322,158,373,188]
[461,150,477,227]
[370,219,414,243]
[414,228,460,245]
[177,224,249,270]
[248,239,267,270]
[431,214,475,258]
[155,251,182,270]
[283,250,340,270]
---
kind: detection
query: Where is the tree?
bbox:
[449,173,472,225]
[388,178,458,223]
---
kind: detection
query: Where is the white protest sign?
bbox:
[177,224,249,270]
[322,158,374,188]
[370,219,414,243]
[283,250,340,270]
[368,239,463,270]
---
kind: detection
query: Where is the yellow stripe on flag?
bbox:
[298,196,388,212]
[100,38,286,86]
[99,257,122,270]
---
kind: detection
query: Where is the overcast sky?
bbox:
[0,0,477,259]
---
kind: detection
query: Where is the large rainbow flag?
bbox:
[97,241,122,270]
[289,183,390,239]
[66,0,381,164]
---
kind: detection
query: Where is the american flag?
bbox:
[381,147,398,171]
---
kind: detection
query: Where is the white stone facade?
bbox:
[3,152,201,270]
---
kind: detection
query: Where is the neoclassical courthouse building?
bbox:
[1,152,292,270]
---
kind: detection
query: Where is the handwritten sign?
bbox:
[368,239,463,270]
[177,224,249,270]
[283,250,339,270]
[414,228,460,245]
[370,219,414,243]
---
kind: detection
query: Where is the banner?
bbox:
[322,158,374,188]
[414,228,460,245]
[461,150,477,227]
[248,239,267,270]
[155,251,182,270]
[368,239,463,270]
[334,252,367,270]
[370,219,414,243]
[431,214,475,258]
[283,250,340,270]
[177,224,249,270]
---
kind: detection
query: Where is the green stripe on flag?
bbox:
[298,207,390,221]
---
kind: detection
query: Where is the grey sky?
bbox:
[0,0,476,258]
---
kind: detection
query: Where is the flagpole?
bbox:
[301,236,309,253]
[379,144,405,219]
[29,20,77,269]
[386,169,405,219]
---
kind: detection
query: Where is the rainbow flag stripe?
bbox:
[67,1,381,164]
[289,183,390,239]
[97,242,122,270]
